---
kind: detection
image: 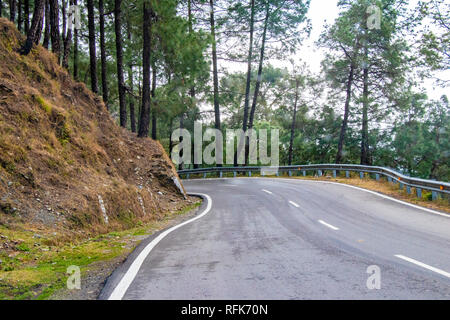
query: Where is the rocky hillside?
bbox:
[0,18,190,241]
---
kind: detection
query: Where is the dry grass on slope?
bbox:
[0,17,190,243]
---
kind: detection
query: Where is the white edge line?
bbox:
[262,189,273,194]
[289,200,300,208]
[395,254,450,278]
[318,219,340,231]
[271,178,450,218]
[108,193,212,300]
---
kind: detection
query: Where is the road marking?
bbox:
[186,177,450,218]
[269,178,450,219]
[395,254,450,278]
[318,220,340,230]
[108,193,213,300]
[289,201,300,208]
[262,189,273,195]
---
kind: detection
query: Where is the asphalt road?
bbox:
[101,178,450,300]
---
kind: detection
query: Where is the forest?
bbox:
[1,0,449,181]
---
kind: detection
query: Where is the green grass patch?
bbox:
[34,95,52,115]
[0,199,202,300]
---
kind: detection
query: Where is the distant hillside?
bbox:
[0,18,189,240]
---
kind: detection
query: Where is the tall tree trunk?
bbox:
[35,6,43,40]
[288,79,300,166]
[138,71,142,124]
[168,118,174,157]
[19,0,44,55]
[138,1,151,138]
[42,0,49,49]
[248,3,269,131]
[86,0,97,93]
[335,34,362,164]
[49,0,60,62]
[99,0,108,108]
[243,0,255,133]
[209,0,222,166]
[127,17,135,132]
[129,70,136,133]
[360,29,370,165]
[246,2,269,165]
[114,0,126,127]
[73,0,78,79]
[235,0,255,166]
[335,64,355,164]
[62,0,73,69]
[188,0,197,166]
[209,0,220,131]
[151,66,157,139]
[179,114,184,171]
[9,0,16,22]
[188,0,196,102]
[23,0,28,32]
[360,68,370,165]
[17,0,22,31]
[62,0,66,43]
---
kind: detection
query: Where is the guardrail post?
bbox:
[318,170,322,177]
[219,171,223,178]
[248,171,252,177]
[303,170,306,176]
[406,185,411,194]
[203,173,207,179]
[359,172,364,179]
[416,188,422,198]
[289,171,292,177]
[276,171,279,177]
[333,170,337,178]
[399,182,403,190]
[233,171,237,178]
[186,173,190,179]
[388,176,392,183]
[345,171,349,178]
[432,191,438,201]
[375,174,380,181]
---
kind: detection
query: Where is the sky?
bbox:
[226,0,448,101]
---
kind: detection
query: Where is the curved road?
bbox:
[101,178,450,299]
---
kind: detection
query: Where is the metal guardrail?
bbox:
[178,164,450,200]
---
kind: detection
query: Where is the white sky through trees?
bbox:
[222,0,448,103]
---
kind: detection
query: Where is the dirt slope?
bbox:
[0,18,189,241]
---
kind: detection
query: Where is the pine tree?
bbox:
[86,0,98,93]
[49,0,60,62]
[99,0,108,108]
[19,0,45,55]
[138,1,152,138]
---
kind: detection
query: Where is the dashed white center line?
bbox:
[395,255,450,279]
[262,189,273,194]
[289,201,300,208]
[318,220,340,231]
